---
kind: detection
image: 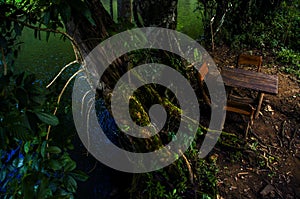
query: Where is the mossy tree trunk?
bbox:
[64,0,188,152]
[133,0,178,29]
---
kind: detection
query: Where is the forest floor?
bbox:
[208,46,300,199]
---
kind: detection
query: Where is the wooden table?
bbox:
[221,67,278,118]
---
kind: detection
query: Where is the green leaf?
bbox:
[82,9,95,26]
[41,141,47,158]
[0,169,6,182]
[70,170,89,182]
[24,141,30,154]
[35,112,59,126]
[31,95,46,105]
[47,146,62,154]
[64,160,76,172]
[10,124,32,141]
[28,84,46,95]
[12,156,24,168]
[66,143,74,150]
[64,175,77,193]
[48,159,62,171]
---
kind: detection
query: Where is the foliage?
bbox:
[0,71,88,198]
[0,0,95,66]
[230,1,299,51]
[129,129,219,199]
[196,0,299,52]
[277,48,300,79]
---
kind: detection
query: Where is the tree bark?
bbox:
[133,0,178,29]
[117,0,132,22]
[65,0,114,57]
[65,0,126,88]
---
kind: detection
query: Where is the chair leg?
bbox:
[200,82,211,106]
[245,109,254,139]
[245,121,251,138]
[255,92,265,119]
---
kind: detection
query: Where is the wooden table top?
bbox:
[221,67,278,94]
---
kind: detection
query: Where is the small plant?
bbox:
[130,135,219,199]
[0,71,88,198]
[164,189,182,199]
[277,48,300,79]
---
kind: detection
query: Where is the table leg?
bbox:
[255,92,265,119]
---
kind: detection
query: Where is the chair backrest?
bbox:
[197,62,208,82]
[196,61,211,105]
[237,54,262,72]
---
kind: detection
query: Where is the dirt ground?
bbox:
[209,46,300,199]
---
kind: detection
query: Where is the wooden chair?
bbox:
[224,54,263,136]
[196,62,252,137]
[196,61,256,138]
[236,54,266,117]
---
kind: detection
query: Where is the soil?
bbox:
[209,46,300,199]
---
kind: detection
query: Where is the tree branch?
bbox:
[0,15,83,62]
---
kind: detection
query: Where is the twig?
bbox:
[180,150,194,184]
[86,97,95,153]
[198,123,231,136]
[46,69,84,141]
[281,120,286,138]
[46,60,78,88]
[251,131,266,145]
[276,134,283,147]
[2,16,74,44]
[88,161,98,174]
[289,128,297,150]
[262,151,273,171]
[0,47,7,75]
[210,17,215,52]
[71,42,82,63]
[237,172,249,177]
[1,15,83,62]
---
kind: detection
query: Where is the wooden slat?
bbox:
[229,94,256,104]
[238,54,262,67]
[224,101,254,116]
[221,68,278,94]
[197,62,208,81]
